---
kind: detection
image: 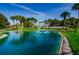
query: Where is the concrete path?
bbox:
[58,32,73,55]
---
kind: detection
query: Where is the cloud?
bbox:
[10,3,49,17]
[10,3,55,22]
[10,3,54,21]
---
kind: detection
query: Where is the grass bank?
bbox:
[62,29,79,54]
[23,27,38,31]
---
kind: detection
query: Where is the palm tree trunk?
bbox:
[74,10,79,32]
[65,19,67,30]
[64,18,66,30]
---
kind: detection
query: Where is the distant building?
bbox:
[36,22,49,28]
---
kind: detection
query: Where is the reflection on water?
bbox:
[0,31,61,55]
[0,36,8,45]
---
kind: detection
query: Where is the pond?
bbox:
[0,30,62,55]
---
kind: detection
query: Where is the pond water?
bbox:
[0,30,61,55]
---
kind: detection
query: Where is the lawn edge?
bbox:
[58,32,73,55]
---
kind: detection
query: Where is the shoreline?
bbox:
[0,34,8,39]
[58,32,73,55]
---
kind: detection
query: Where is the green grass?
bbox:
[23,27,38,31]
[23,27,56,31]
[62,29,79,54]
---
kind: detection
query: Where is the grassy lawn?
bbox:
[23,27,38,31]
[62,29,79,54]
[23,27,56,31]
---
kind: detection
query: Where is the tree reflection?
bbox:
[11,31,37,45]
[0,33,8,45]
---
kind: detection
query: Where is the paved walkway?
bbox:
[58,32,73,55]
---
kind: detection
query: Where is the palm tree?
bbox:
[69,17,78,29]
[60,11,70,30]
[72,3,79,32]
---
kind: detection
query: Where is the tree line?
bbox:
[0,3,79,32]
[44,3,79,32]
[0,14,37,30]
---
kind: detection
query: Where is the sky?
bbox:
[0,3,78,25]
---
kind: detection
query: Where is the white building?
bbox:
[36,22,48,28]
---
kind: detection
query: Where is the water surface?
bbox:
[0,30,61,55]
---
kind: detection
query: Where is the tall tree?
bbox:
[69,17,78,29]
[72,3,79,32]
[24,17,37,27]
[10,15,26,30]
[0,13,10,29]
[60,11,70,30]
[26,17,37,23]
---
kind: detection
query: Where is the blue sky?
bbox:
[0,3,77,25]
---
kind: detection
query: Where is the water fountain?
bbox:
[36,22,49,33]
